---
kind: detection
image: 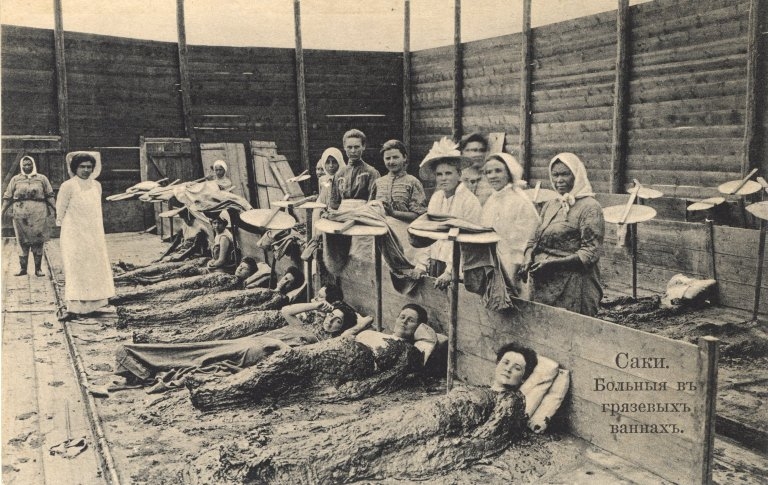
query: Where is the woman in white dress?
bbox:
[56,151,115,320]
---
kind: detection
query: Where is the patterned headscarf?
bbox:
[548,152,594,214]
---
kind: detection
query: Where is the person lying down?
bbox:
[131,284,353,345]
[114,267,304,329]
[189,342,569,484]
[113,291,361,394]
[188,303,432,411]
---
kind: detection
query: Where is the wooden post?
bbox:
[176,0,195,144]
[754,220,766,320]
[630,223,637,299]
[742,0,766,176]
[698,336,719,484]
[403,0,412,152]
[519,0,532,180]
[294,0,310,174]
[303,207,314,302]
[374,238,383,332]
[452,0,463,141]
[53,0,70,152]
[610,0,630,193]
[447,238,461,391]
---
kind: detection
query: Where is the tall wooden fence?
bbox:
[410,0,766,198]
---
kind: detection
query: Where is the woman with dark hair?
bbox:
[55,152,114,320]
[1,155,56,276]
[190,342,537,483]
[520,153,605,316]
[207,213,236,271]
[369,139,426,222]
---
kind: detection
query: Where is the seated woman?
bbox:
[133,285,357,344]
[115,268,304,329]
[188,303,429,411]
[315,148,345,208]
[480,153,539,289]
[191,342,536,484]
[415,138,482,289]
[111,257,258,307]
[369,140,427,222]
[113,294,359,394]
[520,153,605,316]
[207,213,237,272]
[209,159,234,192]
[154,206,211,263]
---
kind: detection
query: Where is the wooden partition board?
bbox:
[139,137,198,239]
[334,252,716,484]
[200,142,250,202]
[600,217,768,312]
[249,141,281,210]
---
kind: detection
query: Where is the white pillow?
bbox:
[528,369,570,433]
[519,355,559,418]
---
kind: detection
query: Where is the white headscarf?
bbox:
[319,148,346,175]
[66,151,102,180]
[213,159,228,176]
[548,152,594,214]
[19,155,38,178]
[486,152,529,196]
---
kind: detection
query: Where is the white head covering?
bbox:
[548,152,595,214]
[486,153,526,190]
[213,159,228,176]
[66,151,102,179]
[19,155,38,178]
[319,148,346,175]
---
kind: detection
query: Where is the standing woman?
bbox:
[316,147,345,207]
[56,152,115,319]
[520,153,605,316]
[1,156,56,276]
[480,153,539,288]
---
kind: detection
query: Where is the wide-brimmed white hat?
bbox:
[66,151,102,179]
[418,137,471,181]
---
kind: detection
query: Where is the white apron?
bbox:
[59,178,115,311]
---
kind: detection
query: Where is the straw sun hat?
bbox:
[418,137,472,181]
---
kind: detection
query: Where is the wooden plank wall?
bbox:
[304,50,403,176]
[409,0,752,197]
[626,0,750,198]
[530,11,617,193]
[1,26,59,136]
[335,251,714,484]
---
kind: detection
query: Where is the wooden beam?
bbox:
[610,0,630,193]
[175,0,195,144]
[52,0,70,152]
[403,0,412,152]
[698,336,719,485]
[294,0,310,174]
[452,0,463,141]
[519,0,532,180]
[742,0,766,176]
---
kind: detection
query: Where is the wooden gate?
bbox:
[139,137,200,239]
[199,143,251,202]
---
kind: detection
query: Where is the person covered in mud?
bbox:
[112,293,360,394]
[153,206,211,263]
[520,153,605,317]
[115,266,305,330]
[133,284,360,345]
[188,303,430,411]
[207,213,237,272]
[190,342,536,484]
[111,257,259,307]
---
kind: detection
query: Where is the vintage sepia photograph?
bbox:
[1,0,767,483]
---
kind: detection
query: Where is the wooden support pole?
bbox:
[610,0,630,193]
[294,0,310,174]
[447,239,460,391]
[519,0,532,180]
[754,220,766,320]
[452,0,463,141]
[698,336,719,485]
[175,0,195,144]
[403,0,412,152]
[52,0,70,152]
[374,238,383,332]
[303,207,314,302]
[742,0,766,176]
[630,223,637,299]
